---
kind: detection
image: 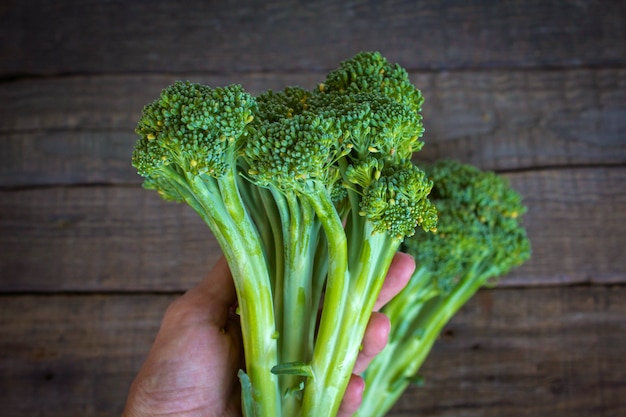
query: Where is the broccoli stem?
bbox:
[163,168,282,417]
[303,213,400,417]
[358,260,495,417]
[356,267,434,417]
[384,267,438,343]
[308,223,328,346]
[405,261,496,374]
[263,187,288,360]
[277,192,318,415]
[300,185,349,417]
[237,177,281,293]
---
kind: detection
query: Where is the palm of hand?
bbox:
[124,258,243,417]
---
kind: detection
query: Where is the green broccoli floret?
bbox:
[134,81,254,178]
[245,113,339,190]
[321,51,424,114]
[290,54,435,417]
[407,160,530,290]
[255,86,314,122]
[313,92,424,167]
[358,159,531,417]
[131,53,438,417]
[360,162,437,238]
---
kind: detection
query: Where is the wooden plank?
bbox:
[0,187,220,292]
[0,130,138,187]
[415,70,626,171]
[1,0,624,76]
[1,69,625,187]
[0,286,624,416]
[504,168,626,286]
[0,73,304,133]
[0,294,173,417]
[0,168,624,292]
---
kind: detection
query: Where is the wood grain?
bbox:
[1,168,624,292]
[1,1,624,416]
[0,286,623,417]
[0,187,219,292]
[0,294,172,417]
[1,69,624,187]
[505,168,626,286]
[1,0,624,76]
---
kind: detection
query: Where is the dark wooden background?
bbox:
[1,1,625,416]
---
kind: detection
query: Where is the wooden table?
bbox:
[1,1,625,416]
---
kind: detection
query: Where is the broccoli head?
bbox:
[132,81,256,179]
[404,159,531,291]
[321,51,424,114]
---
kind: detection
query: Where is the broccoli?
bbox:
[132,52,436,417]
[133,81,283,415]
[357,159,531,417]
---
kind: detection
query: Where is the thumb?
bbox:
[194,255,238,308]
[173,255,238,326]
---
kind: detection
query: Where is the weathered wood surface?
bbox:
[1,69,625,187]
[0,287,623,417]
[1,0,624,415]
[1,0,624,76]
[0,294,171,417]
[1,168,624,292]
[0,186,219,292]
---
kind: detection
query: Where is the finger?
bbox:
[352,312,390,374]
[337,374,365,417]
[373,252,415,311]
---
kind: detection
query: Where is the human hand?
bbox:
[123,252,415,417]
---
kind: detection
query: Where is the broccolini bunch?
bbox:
[132,52,438,417]
[358,159,531,417]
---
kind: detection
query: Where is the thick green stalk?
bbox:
[181,171,282,417]
[237,178,279,290]
[349,226,400,307]
[282,192,316,359]
[301,185,349,417]
[303,215,400,417]
[277,192,318,415]
[358,262,493,417]
[357,267,434,417]
[261,187,288,352]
